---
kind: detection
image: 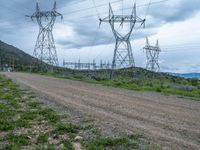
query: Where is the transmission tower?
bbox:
[143,37,161,72]
[28,2,63,67]
[99,3,145,73]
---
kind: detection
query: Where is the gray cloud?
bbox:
[1,0,200,49]
[148,0,200,22]
[56,0,200,49]
[1,0,200,73]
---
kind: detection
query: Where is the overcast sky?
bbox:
[0,0,200,73]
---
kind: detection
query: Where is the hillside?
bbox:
[0,40,38,71]
[42,67,200,99]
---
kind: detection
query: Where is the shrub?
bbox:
[191,78,199,86]
[156,87,162,92]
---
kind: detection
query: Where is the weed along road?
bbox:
[3,72,200,149]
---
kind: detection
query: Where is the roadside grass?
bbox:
[0,75,78,149]
[54,123,79,134]
[39,71,200,100]
[62,139,74,150]
[28,101,43,108]
[0,75,159,149]
[6,133,31,146]
[38,108,60,124]
[82,136,140,150]
[37,133,49,144]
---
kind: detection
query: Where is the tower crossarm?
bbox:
[30,11,63,20]
[29,2,63,21]
[100,15,145,23]
[99,2,145,27]
[144,45,161,52]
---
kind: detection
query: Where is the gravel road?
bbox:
[2,72,200,150]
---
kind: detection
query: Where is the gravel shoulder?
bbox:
[2,72,200,150]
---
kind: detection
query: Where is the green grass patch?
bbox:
[6,133,31,146]
[0,109,16,120]
[82,136,140,150]
[0,119,31,131]
[0,120,15,131]
[21,111,38,120]
[28,101,43,108]
[15,118,31,128]
[54,123,79,134]
[38,108,60,124]
[62,140,74,150]
[37,133,49,144]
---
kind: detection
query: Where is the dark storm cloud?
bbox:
[0,0,200,49]
[0,0,72,23]
[56,26,113,49]
[149,0,200,22]
[56,26,156,48]
[57,18,157,48]
[57,0,200,49]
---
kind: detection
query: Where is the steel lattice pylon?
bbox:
[100,3,145,70]
[143,37,161,72]
[29,2,63,67]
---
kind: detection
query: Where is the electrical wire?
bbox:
[62,0,170,21]
[122,0,124,16]
[61,0,122,16]
[145,0,152,19]
[91,0,101,19]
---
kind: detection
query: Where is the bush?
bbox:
[114,82,123,87]
[156,87,162,92]
[191,78,199,86]
[91,76,105,81]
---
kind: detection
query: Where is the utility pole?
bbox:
[143,37,161,72]
[28,2,63,69]
[99,3,145,78]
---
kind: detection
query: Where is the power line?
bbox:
[91,0,101,19]
[62,0,170,20]
[145,0,152,19]
[61,0,122,15]
[0,0,169,25]
[122,0,124,16]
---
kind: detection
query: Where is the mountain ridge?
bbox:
[170,73,200,79]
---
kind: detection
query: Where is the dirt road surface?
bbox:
[2,72,200,150]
